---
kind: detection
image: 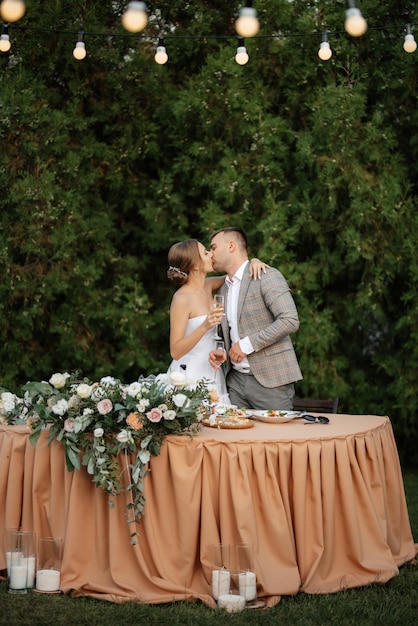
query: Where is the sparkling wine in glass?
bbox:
[212,339,226,388]
[212,295,224,340]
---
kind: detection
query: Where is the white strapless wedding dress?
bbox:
[168,315,230,404]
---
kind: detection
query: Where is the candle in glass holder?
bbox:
[9,564,28,592]
[238,570,257,601]
[211,568,230,600]
[25,556,36,589]
[36,569,61,592]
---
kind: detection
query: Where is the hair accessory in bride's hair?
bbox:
[168,265,188,278]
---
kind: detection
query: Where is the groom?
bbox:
[208,227,302,410]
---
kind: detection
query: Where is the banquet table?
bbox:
[0,414,416,607]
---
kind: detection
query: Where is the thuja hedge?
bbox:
[0,1,417,465]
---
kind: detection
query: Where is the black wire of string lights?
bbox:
[0,1,417,62]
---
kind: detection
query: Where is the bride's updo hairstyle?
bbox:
[167,238,203,285]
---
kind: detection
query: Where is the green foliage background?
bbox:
[0,1,417,465]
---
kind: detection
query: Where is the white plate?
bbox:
[248,410,302,423]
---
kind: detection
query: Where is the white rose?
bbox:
[164,410,176,421]
[126,382,142,397]
[49,373,68,389]
[100,376,117,386]
[155,373,169,387]
[169,370,187,387]
[172,393,189,408]
[77,383,92,399]
[116,429,129,443]
[137,398,150,412]
[1,392,16,412]
[51,398,69,416]
[94,427,104,438]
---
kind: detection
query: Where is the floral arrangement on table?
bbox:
[0,370,212,540]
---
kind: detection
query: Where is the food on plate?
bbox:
[215,405,247,418]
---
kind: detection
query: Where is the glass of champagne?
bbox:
[212,295,224,340]
[213,339,226,387]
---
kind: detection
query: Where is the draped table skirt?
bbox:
[0,415,416,606]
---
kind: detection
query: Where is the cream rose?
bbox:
[169,370,187,387]
[49,372,68,389]
[77,383,92,399]
[116,429,129,443]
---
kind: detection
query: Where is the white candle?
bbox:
[211,569,230,600]
[238,571,257,601]
[217,593,246,613]
[25,556,36,588]
[36,569,61,592]
[9,564,28,591]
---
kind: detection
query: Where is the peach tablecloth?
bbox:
[0,415,416,606]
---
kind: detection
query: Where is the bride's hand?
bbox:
[205,307,224,329]
[249,257,269,280]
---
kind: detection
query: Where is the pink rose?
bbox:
[146,407,163,423]
[97,399,113,415]
[64,417,75,432]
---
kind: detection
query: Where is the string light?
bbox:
[0,0,25,22]
[73,32,86,60]
[154,38,168,64]
[235,37,249,65]
[235,3,260,38]
[122,2,148,33]
[0,22,11,52]
[344,1,368,37]
[403,24,417,53]
[318,32,332,61]
[1,7,415,64]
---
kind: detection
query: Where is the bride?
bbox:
[167,238,267,404]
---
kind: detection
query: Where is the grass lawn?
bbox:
[0,472,416,626]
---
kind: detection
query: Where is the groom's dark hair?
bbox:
[210,227,248,250]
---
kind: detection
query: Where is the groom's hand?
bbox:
[229,342,246,363]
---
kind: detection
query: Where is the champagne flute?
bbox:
[213,339,226,388]
[212,295,224,340]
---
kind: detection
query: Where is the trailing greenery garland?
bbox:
[0,371,210,541]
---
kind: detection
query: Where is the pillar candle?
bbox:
[36,569,61,592]
[238,571,257,601]
[217,593,246,613]
[211,569,230,600]
[9,564,28,591]
[25,556,36,588]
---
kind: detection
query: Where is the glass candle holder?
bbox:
[5,527,19,578]
[21,531,36,590]
[211,543,230,600]
[36,537,62,593]
[236,542,257,602]
[8,530,35,594]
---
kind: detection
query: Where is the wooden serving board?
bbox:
[201,417,254,429]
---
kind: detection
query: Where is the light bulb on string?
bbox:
[73,32,86,60]
[235,37,249,65]
[235,3,260,38]
[318,32,332,61]
[0,0,25,22]
[403,24,417,53]
[122,1,148,33]
[344,1,367,37]
[154,38,168,64]
[0,23,11,51]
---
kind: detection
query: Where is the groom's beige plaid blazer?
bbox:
[219,266,302,388]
